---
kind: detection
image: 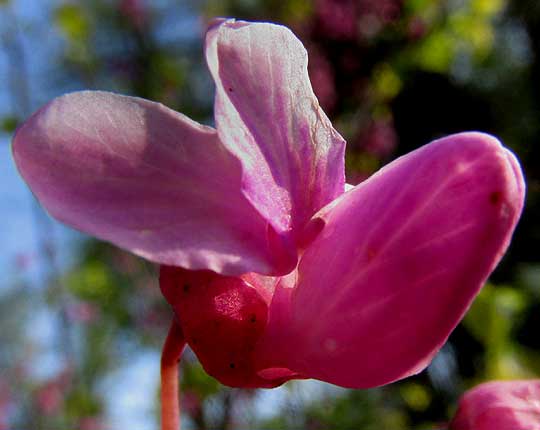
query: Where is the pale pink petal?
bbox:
[205,19,346,242]
[266,132,524,388]
[12,91,296,275]
[450,380,540,430]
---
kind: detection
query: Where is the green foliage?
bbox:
[414,29,457,73]
[401,0,506,72]
[64,384,102,421]
[400,383,431,412]
[55,4,90,41]
[1,115,18,133]
[373,63,403,101]
[306,389,408,430]
[464,284,530,380]
[182,361,221,399]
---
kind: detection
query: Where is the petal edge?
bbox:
[12,91,297,275]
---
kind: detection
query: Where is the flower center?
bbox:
[159,266,294,388]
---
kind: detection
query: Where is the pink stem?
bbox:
[161,318,186,430]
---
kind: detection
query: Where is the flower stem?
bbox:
[161,318,186,430]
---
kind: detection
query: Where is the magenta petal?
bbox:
[286,132,525,388]
[205,19,346,240]
[12,91,296,275]
[450,380,540,430]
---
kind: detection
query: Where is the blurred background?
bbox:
[0,0,539,429]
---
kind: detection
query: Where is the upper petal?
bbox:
[281,132,525,388]
[450,380,540,430]
[205,19,346,242]
[12,91,296,275]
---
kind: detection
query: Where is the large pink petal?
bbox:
[12,91,296,275]
[265,132,525,388]
[450,380,540,430]
[205,19,346,242]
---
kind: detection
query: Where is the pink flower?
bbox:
[66,301,99,323]
[307,45,337,112]
[119,0,147,29]
[12,18,524,425]
[0,378,12,430]
[78,416,105,430]
[450,380,540,430]
[35,381,63,415]
[360,118,398,158]
[181,390,202,416]
[315,0,358,40]
[35,369,72,416]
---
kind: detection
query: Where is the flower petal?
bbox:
[284,132,525,388]
[450,380,540,430]
[12,91,296,275]
[159,265,303,388]
[205,19,346,242]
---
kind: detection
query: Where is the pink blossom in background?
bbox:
[0,378,12,430]
[360,118,398,158]
[408,16,427,40]
[314,0,403,41]
[66,301,100,323]
[12,17,525,425]
[358,0,402,24]
[307,46,337,112]
[450,380,540,430]
[14,252,33,271]
[79,416,105,430]
[119,0,147,29]
[181,390,202,416]
[35,369,72,416]
[315,0,358,40]
[35,381,63,416]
